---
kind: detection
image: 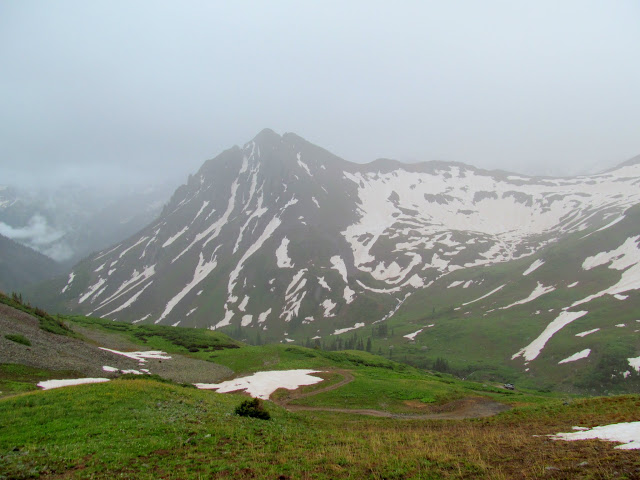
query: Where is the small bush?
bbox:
[5,334,31,346]
[234,398,270,420]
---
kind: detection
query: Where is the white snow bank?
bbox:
[550,422,640,450]
[462,284,506,306]
[500,282,555,310]
[573,236,640,307]
[343,286,355,304]
[99,348,171,363]
[102,365,145,374]
[333,322,365,335]
[628,356,640,372]
[38,378,110,390]
[321,299,336,317]
[523,259,544,276]
[276,237,294,268]
[404,328,424,341]
[512,310,588,362]
[330,255,348,283]
[61,272,75,293]
[575,328,599,337]
[195,369,323,400]
[558,349,591,364]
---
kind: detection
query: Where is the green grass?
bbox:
[207,344,412,375]
[66,315,241,356]
[0,364,82,399]
[0,379,638,479]
[0,291,76,337]
[3,334,30,346]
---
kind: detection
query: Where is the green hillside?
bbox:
[1,308,639,478]
[1,376,638,479]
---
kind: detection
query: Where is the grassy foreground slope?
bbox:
[1,378,639,479]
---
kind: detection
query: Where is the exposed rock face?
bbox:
[51,130,640,349]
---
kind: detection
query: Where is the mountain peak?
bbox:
[252,128,282,144]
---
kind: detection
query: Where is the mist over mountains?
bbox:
[0,182,176,267]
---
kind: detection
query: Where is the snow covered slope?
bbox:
[41,129,640,391]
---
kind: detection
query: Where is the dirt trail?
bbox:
[275,370,510,420]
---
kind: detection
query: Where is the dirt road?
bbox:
[274,369,510,420]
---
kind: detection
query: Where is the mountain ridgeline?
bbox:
[37,129,640,392]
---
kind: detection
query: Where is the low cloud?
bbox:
[0,214,72,261]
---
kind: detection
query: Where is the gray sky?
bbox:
[1,0,640,188]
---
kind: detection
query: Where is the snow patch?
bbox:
[404,328,424,341]
[38,378,110,390]
[238,296,249,312]
[343,286,355,304]
[317,276,331,291]
[229,215,282,295]
[500,282,555,310]
[195,369,323,400]
[99,348,171,363]
[258,308,272,324]
[558,349,591,364]
[550,422,640,450]
[575,328,600,337]
[162,226,188,247]
[296,153,312,176]
[462,284,506,306]
[78,278,106,304]
[333,322,365,335]
[330,255,348,283]
[512,311,589,362]
[628,356,640,372]
[276,237,294,268]
[61,272,75,293]
[321,299,336,317]
[156,252,217,323]
[573,236,640,307]
[523,259,544,276]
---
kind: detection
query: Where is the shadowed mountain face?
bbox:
[38,129,640,391]
[0,234,63,293]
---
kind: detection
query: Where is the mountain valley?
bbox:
[27,129,640,393]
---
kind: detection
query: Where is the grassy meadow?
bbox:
[1,377,639,479]
[1,312,639,478]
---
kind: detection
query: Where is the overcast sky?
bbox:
[1,1,639,189]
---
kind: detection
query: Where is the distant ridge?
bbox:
[0,233,62,292]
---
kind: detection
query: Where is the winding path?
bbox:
[274,370,510,420]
